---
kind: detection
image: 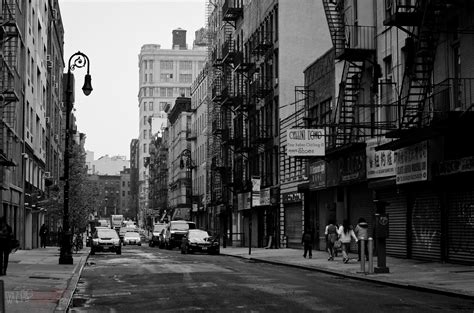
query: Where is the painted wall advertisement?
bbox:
[309,160,326,190]
[366,138,396,179]
[286,129,325,157]
[395,141,428,184]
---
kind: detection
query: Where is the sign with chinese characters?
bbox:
[260,188,271,206]
[438,156,474,176]
[366,138,396,179]
[309,160,326,190]
[286,129,325,157]
[282,192,302,204]
[395,141,428,184]
[251,177,261,207]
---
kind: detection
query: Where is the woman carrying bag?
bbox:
[337,219,358,263]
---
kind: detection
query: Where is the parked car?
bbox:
[123,231,142,246]
[149,223,167,247]
[164,220,196,250]
[119,227,138,242]
[181,229,220,255]
[91,228,121,255]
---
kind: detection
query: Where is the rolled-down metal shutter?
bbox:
[447,187,474,264]
[411,190,441,261]
[380,189,407,258]
[285,204,302,249]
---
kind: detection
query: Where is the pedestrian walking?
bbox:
[301,228,314,259]
[39,223,49,248]
[337,219,358,263]
[0,217,13,275]
[354,217,369,261]
[325,220,338,261]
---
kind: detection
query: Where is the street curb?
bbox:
[222,253,474,301]
[54,252,90,313]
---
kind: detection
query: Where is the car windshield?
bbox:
[124,232,140,238]
[170,222,189,231]
[97,229,118,238]
[188,230,211,240]
[121,227,137,234]
[153,224,165,232]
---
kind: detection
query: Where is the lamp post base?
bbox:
[59,233,74,265]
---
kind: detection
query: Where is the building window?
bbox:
[179,74,192,83]
[160,60,173,70]
[149,87,154,96]
[143,144,147,153]
[149,102,153,111]
[143,102,147,111]
[160,88,166,97]
[159,102,167,111]
[149,73,153,83]
[160,73,173,82]
[179,60,192,70]
[143,130,147,139]
[149,60,153,70]
[144,116,147,125]
[166,88,173,97]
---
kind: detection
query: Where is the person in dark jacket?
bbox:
[0,217,13,275]
[301,229,314,259]
[39,223,49,248]
[354,217,369,261]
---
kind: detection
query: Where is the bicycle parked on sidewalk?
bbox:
[73,234,83,253]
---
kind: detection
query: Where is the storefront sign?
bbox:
[309,160,326,190]
[366,138,396,179]
[260,188,271,206]
[237,192,251,211]
[396,141,428,184]
[282,192,302,204]
[286,129,325,157]
[438,156,474,176]
[251,177,260,206]
[341,151,366,183]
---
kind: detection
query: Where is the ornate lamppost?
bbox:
[59,51,93,265]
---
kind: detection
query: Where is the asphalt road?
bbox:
[69,244,474,313]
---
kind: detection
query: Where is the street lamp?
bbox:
[179,149,195,217]
[59,51,92,265]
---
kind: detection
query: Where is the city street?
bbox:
[69,245,474,312]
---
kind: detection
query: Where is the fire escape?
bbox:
[384,0,441,130]
[0,0,19,168]
[322,0,375,148]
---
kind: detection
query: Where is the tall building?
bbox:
[137,29,207,226]
[206,0,331,248]
[120,168,131,217]
[129,139,140,222]
[90,154,129,175]
[0,0,27,248]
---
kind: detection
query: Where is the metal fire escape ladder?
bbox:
[334,61,364,145]
[322,0,345,56]
[0,0,19,165]
[399,0,440,129]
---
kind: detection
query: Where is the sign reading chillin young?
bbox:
[286,128,325,157]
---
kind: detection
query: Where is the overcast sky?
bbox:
[59,0,206,159]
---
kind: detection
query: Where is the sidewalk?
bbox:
[0,247,89,313]
[220,247,474,299]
